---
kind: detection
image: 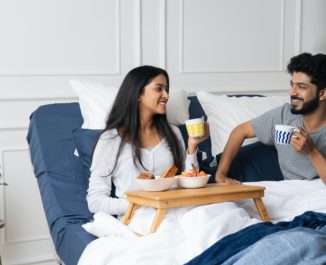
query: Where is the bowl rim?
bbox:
[136,177,177,191]
[136,177,177,181]
[175,174,211,179]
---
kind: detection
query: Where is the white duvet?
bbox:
[78,179,326,265]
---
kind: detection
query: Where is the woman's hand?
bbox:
[188,122,210,154]
[215,173,241,185]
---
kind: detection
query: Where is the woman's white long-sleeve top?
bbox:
[87,125,198,216]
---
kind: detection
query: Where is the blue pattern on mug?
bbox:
[275,130,292,144]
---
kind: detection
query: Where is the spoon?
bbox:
[191,163,198,176]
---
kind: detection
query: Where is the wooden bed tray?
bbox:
[122,183,270,234]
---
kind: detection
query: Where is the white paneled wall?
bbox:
[0,0,325,264]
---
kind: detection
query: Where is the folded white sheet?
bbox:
[82,212,137,238]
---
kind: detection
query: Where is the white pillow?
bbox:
[166,89,189,125]
[70,80,118,129]
[196,91,289,156]
[71,80,189,129]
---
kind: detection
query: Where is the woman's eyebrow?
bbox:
[154,83,168,88]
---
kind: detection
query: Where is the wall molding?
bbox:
[0,147,28,241]
[5,235,51,246]
[115,0,122,75]
[159,0,167,68]
[0,0,121,77]
[0,96,77,102]
[0,147,50,245]
[179,0,286,73]
[185,87,288,96]
[8,253,55,265]
[0,95,77,130]
[134,0,142,66]
[0,123,29,131]
[0,71,121,77]
[294,0,302,54]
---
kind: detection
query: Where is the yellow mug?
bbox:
[185,118,205,138]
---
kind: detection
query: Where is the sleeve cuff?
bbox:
[185,149,199,171]
[118,198,129,216]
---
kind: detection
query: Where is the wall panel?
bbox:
[0,0,120,76]
[301,0,326,54]
[166,0,302,93]
[181,0,285,73]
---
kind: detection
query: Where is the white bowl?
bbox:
[176,175,210,189]
[136,177,177,192]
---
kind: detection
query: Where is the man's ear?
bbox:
[319,88,326,101]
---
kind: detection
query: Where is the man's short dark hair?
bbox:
[287,52,326,91]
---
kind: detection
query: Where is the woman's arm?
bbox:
[173,122,210,171]
[87,171,128,216]
[87,134,129,216]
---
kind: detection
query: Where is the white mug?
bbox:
[275,125,295,144]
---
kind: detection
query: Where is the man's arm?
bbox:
[291,127,326,185]
[215,121,256,184]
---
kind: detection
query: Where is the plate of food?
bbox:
[135,165,178,191]
[176,169,210,189]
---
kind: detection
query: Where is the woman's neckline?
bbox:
[114,128,165,152]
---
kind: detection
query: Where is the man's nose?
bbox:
[289,84,298,95]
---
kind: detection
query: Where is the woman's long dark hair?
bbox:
[93,65,184,174]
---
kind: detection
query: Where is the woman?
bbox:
[87,65,209,217]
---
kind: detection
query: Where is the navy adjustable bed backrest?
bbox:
[27,103,96,265]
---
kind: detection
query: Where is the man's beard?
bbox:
[290,94,319,115]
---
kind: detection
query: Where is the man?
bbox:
[215,53,326,185]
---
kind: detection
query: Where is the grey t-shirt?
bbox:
[251,103,326,180]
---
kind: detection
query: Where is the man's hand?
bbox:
[290,127,316,155]
[215,173,241,185]
[290,126,326,185]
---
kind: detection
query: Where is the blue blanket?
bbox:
[223,226,326,265]
[186,211,326,265]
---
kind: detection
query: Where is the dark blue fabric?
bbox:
[186,211,326,265]
[188,96,214,165]
[73,128,117,199]
[223,227,326,265]
[73,128,101,170]
[37,172,96,265]
[224,142,284,182]
[27,103,95,265]
[27,103,84,178]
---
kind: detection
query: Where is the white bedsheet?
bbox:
[78,179,326,265]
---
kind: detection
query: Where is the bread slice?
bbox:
[160,165,178,178]
[137,172,155,179]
